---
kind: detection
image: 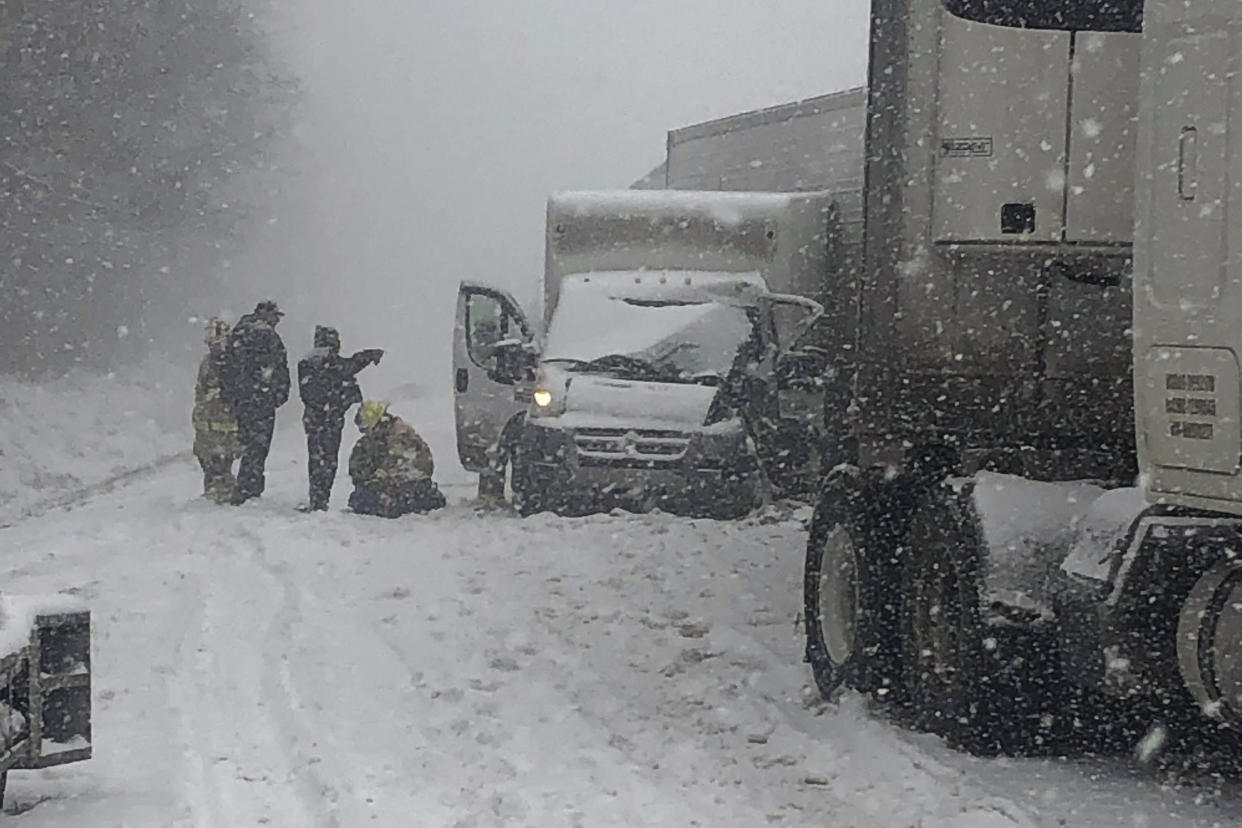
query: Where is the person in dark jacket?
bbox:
[298,325,383,511]
[222,300,290,503]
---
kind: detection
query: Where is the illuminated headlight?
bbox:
[529,366,569,417]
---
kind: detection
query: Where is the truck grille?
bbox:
[573,428,691,466]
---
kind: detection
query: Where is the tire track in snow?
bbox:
[164,523,328,827]
[0,452,190,529]
[517,514,1039,827]
[245,516,448,825]
[236,523,343,828]
[165,574,231,828]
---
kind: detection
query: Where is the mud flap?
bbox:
[17,610,92,769]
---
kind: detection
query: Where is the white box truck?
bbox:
[451,189,845,516]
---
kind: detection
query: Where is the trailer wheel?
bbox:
[804,477,901,698]
[901,484,1064,755]
[1177,557,1242,726]
[901,484,1012,754]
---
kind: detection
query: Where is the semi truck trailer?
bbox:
[451,189,846,516]
[786,0,1242,755]
[651,3,1149,749]
[654,0,1242,750]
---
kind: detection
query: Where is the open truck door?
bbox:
[453,282,536,478]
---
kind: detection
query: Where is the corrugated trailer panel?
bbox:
[665,89,866,194]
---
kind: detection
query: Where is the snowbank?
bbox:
[0,363,191,522]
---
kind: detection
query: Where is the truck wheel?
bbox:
[900,484,1051,755]
[803,477,900,699]
[901,489,981,739]
[1177,557,1242,726]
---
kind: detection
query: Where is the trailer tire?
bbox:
[1177,557,1242,727]
[900,485,1005,751]
[804,476,902,699]
[901,484,1062,755]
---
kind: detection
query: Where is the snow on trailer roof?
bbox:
[551,189,809,213]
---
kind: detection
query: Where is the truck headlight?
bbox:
[529,366,569,417]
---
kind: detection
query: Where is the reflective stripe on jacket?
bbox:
[349,416,434,491]
[193,354,239,434]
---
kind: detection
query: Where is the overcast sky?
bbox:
[246,0,870,393]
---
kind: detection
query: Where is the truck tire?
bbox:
[803,476,903,699]
[901,487,982,734]
[1177,557,1242,727]
[900,483,1059,755]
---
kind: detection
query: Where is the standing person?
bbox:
[348,400,446,518]
[298,325,383,511]
[221,300,290,504]
[192,317,240,503]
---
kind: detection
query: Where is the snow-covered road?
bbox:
[3,410,1242,826]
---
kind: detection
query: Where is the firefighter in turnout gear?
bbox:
[348,400,446,517]
[192,317,240,503]
[222,300,290,503]
[298,325,383,511]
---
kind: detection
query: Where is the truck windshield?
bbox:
[542,289,758,382]
[943,0,1142,32]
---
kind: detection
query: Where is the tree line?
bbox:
[0,0,293,375]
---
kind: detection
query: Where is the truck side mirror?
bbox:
[490,340,538,385]
[776,348,829,391]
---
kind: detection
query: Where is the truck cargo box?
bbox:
[545,190,847,357]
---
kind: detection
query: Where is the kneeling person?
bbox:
[349,400,446,517]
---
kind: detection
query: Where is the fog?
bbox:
[231,0,869,396]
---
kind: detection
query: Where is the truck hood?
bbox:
[559,374,719,430]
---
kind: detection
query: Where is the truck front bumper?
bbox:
[521,419,761,517]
